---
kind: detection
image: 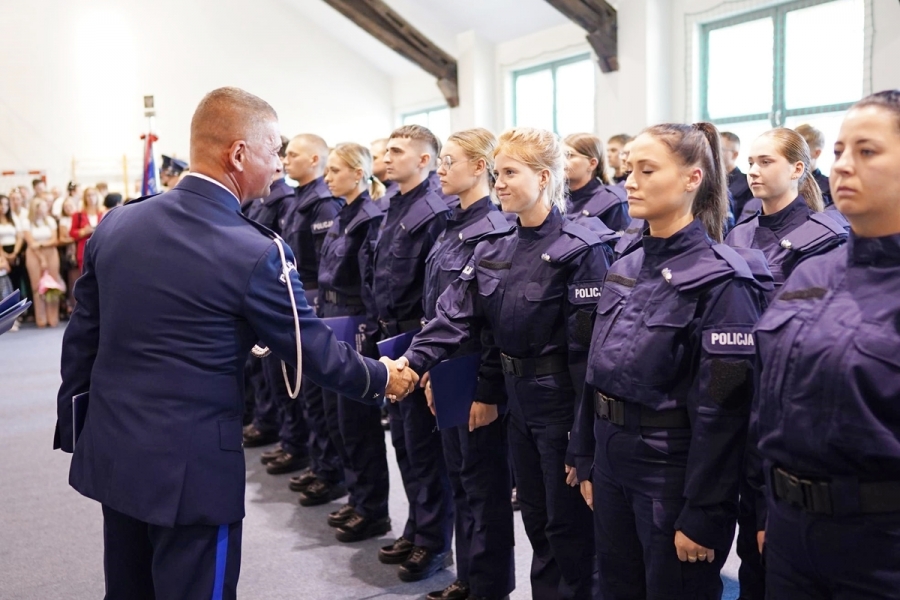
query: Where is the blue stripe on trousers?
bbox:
[212,524,229,600]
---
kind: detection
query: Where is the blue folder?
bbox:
[72,392,89,447]
[321,315,367,353]
[0,289,21,314]
[0,298,31,336]
[376,329,421,360]
[430,353,481,430]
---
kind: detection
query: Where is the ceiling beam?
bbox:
[544,0,618,72]
[321,0,459,107]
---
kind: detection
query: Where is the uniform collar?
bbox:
[517,205,561,241]
[179,173,240,208]
[295,177,331,210]
[758,195,809,235]
[339,190,370,221]
[568,178,601,203]
[847,231,900,266]
[449,195,493,225]
[642,218,710,258]
[393,178,431,205]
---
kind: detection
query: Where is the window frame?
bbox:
[400,105,450,127]
[699,0,860,128]
[511,52,594,134]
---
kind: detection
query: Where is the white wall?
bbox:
[0,0,394,193]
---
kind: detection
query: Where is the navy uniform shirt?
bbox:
[243,177,293,233]
[405,207,611,419]
[571,219,771,550]
[282,177,343,288]
[726,195,847,292]
[369,178,449,334]
[728,167,754,220]
[567,178,631,234]
[752,232,900,522]
[54,176,388,528]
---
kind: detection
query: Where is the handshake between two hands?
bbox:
[379,356,420,402]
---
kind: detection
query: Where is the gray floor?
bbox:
[0,326,741,599]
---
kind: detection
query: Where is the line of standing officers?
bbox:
[241,89,900,600]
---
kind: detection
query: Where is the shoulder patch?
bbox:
[703,326,756,355]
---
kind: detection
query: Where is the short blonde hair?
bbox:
[495,127,566,214]
[793,124,825,151]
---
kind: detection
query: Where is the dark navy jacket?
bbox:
[53,176,388,528]
[812,168,833,207]
[243,177,293,234]
[571,219,771,550]
[728,167,754,220]
[614,218,648,260]
[752,232,900,524]
[369,178,449,335]
[725,195,847,293]
[566,178,631,234]
[282,177,343,287]
[375,180,400,212]
[405,207,611,425]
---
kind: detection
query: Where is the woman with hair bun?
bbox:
[563,133,631,234]
[569,122,772,599]
[399,127,611,599]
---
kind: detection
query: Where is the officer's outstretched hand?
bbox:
[381,356,420,402]
[674,531,715,563]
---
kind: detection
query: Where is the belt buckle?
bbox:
[500,353,520,377]
[596,392,611,420]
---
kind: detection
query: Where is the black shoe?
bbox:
[242,424,279,448]
[378,536,414,564]
[335,512,391,542]
[288,468,317,492]
[426,579,470,600]
[511,487,520,512]
[265,452,310,475]
[298,479,347,507]
[259,444,284,465]
[398,547,452,582]
[327,503,357,528]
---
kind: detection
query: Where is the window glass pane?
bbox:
[784,111,847,175]
[707,18,774,120]
[716,119,773,173]
[402,111,430,127]
[555,59,595,136]
[427,108,452,147]
[514,69,554,131]
[785,0,864,110]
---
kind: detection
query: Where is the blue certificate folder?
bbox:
[320,316,367,352]
[430,353,481,431]
[376,329,421,360]
[0,291,31,336]
[72,392,89,447]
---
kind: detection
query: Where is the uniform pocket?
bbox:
[218,416,244,452]
[633,299,697,387]
[524,281,565,347]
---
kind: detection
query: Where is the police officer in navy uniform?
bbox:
[160,154,189,189]
[569,123,771,600]
[368,124,453,582]
[400,127,611,599]
[563,133,632,235]
[314,142,392,542]
[721,132,755,221]
[371,137,400,213]
[419,128,516,600]
[53,87,417,600]
[751,90,900,599]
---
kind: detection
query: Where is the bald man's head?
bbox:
[188,87,283,201]
[283,133,329,185]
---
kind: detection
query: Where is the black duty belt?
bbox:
[378,318,422,337]
[322,290,364,306]
[772,466,900,516]
[593,390,691,429]
[302,281,319,291]
[499,353,567,378]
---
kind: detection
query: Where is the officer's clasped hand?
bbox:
[380,356,420,402]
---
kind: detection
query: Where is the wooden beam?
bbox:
[544,0,618,72]
[322,0,459,107]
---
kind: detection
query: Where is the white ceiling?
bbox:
[282,0,572,76]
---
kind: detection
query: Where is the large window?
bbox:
[513,54,595,136]
[700,0,865,172]
[402,106,451,146]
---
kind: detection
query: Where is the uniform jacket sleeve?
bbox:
[244,242,387,404]
[674,278,764,550]
[54,234,101,452]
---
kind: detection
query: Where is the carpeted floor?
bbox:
[0,325,740,599]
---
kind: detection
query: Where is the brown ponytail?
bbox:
[564,133,610,184]
[758,128,824,212]
[642,122,728,242]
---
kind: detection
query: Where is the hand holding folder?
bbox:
[428,353,482,431]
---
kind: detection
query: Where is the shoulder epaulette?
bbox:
[577,185,627,219]
[401,192,450,234]
[460,211,514,245]
[541,220,601,263]
[659,245,739,292]
[345,201,384,234]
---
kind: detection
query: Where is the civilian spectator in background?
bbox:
[103,193,123,211]
[24,197,62,328]
[96,182,109,199]
[606,133,633,186]
[18,185,33,207]
[1,194,25,296]
[57,197,78,317]
[53,181,79,219]
[9,188,29,230]
[33,178,47,199]
[70,186,104,276]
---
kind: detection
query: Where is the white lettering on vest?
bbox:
[710,332,755,346]
[574,287,601,300]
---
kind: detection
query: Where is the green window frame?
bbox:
[699,0,862,128]
[512,53,593,134]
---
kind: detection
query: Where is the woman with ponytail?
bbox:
[563,133,632,234]
[726,128,847,289]
[315,142,392,541]
[568,122,772,598]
